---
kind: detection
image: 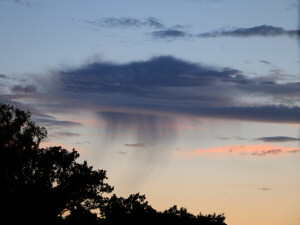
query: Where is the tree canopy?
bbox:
[0,103,227,225]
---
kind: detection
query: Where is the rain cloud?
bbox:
[4,56,300,143]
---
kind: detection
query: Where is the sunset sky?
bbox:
[1,0,300,224]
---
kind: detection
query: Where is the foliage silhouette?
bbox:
[100,193,158,225]
[0,104,113,225]
[99,194,226,225]
[0,103,227,225]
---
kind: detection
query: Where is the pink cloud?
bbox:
[179,144,300,157]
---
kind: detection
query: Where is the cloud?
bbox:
[175,105,300,123]
[179,145,300,157]
[59,56,241,93]
[238,81,300,99]
[6,55,300,145]
[0,0,40,7]
[197,25,299,38]
[258,188,271,191]
[11,85,37,94]
[255,136,300,143]
[40,56,300,124]
[0,74,8,79]
[216,136,248,141]
[259,60,271,65]
[50,132,81,137]
[216,136,231,140]
[125,143,154,148]
[151,29,189,38]
[251,149,282,156]
[36,118,82,127]
[83,17,164,29]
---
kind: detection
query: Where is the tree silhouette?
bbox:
[0,103,227,225]
[0,104,113,225]
[100,193,157,225]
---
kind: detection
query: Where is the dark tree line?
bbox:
[0,103,227,225]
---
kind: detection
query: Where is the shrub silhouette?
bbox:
[0,103,227,225]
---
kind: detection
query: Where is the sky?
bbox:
[1,0,300,224]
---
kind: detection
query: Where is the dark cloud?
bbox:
[125,143,154,148]
[84,17,164,29]
[251,149,282,156]
[54,56,300,124]
[164,105,300,123]
[151,29,189,38]
[239,81,300,99]
[197,25,300,38]
[60,56,241,95]
[255,136,300,143]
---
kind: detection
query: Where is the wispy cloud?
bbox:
[197,25,299,38]
[0,0,41,7]
[251,149,282,156]
[50,132,81,138]
[150,25,299,39]
[259,60,271,65]
[151,29,189,38]
[258,187,271,191]
[11,85,37,94]
[35,118,81,127]
[255,136,300,143]
[80,18,299,40]
[216,136,248,141]
[125,143,154,148]
[83,17,164,29]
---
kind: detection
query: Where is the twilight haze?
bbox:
[1,0,300,224]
